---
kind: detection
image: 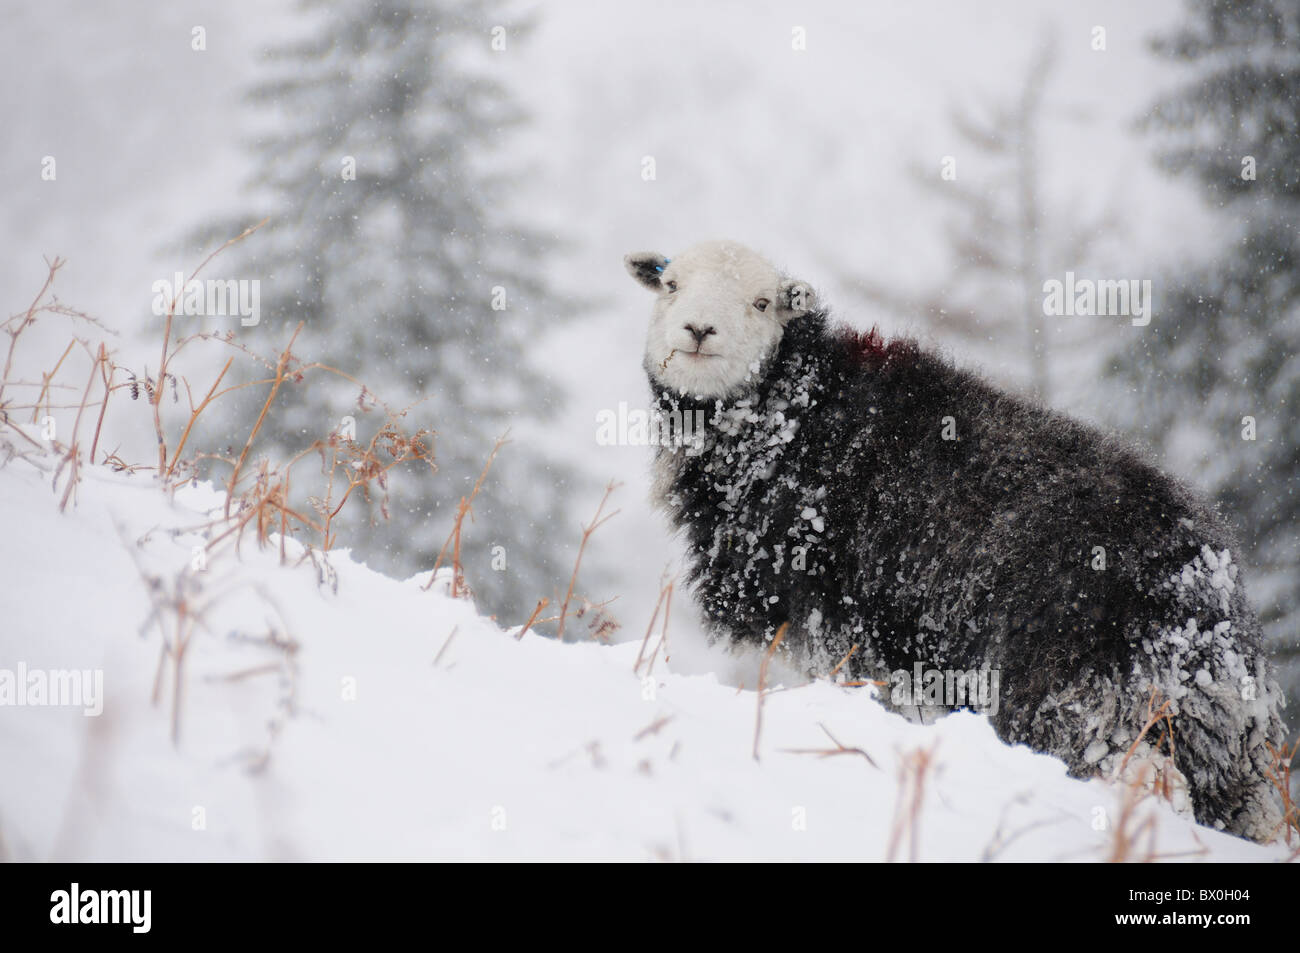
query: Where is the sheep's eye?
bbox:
[665,280,678,293]
[754,297,770,312]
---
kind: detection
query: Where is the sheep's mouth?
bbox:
[660,348,720,371]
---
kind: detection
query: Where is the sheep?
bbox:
[625,239,1289,842]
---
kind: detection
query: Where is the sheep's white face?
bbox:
[625,241,816,399]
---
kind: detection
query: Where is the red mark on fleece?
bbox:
[836,325,914,369]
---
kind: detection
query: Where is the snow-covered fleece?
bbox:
[650,311,1288,842]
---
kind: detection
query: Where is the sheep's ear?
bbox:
[777,279,816,323]
[624,251,670,291]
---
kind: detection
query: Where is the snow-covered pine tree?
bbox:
[1107,0,1300,706]
[187,0,586,620]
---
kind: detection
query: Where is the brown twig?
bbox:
[166,356,232,477]
[829,644,859,681]
[634,575,674,674]
[634,715,674,742]
[752,622,789,761]
[556,480,621,641]
[89,343,115,464]
[1117,685,1177,795]
[886,742,938,862]
[156,219,268,477]
[434,627,458,667]
[224,321,303,515]
[1105,761,1161,863]
[0,256,65,409]
[56,341,101,511]
[515,598,549,641]
[423,432,509,596]
[642,581,673,674]
[30,339,78,425]
[781,722,879,769]
[1263,737,1299,845]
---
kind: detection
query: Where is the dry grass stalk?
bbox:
[308,412,434,551]
[224,321,303,516]
[0,257,108,412]
[423,432,508,599]
[1263,736,1299,846]
[828,643,859,681]
[572,597,621,643]
[32,339,77,423]
[633,715,674,742]
[556,479,621,641]
[885,743,938,862]
[4,248,438,757]
[515,598,549,641]
[634,574,674,675]
[154,219,267,476]
[166,356,232,477]
[54,344,100,511]
[781,722,879,769]
[1116,686,1180,804]
[641,584,673,674]
[434,627,458,667]
[752,622,789,761]
[1105,761,1161,863]
[88,342,115,464]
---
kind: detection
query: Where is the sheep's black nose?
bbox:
[684,324,716,344]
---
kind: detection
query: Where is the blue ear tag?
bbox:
[653,257,671,273]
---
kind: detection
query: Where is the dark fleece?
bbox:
[650,311,1286,841]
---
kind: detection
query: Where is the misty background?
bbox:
[3,0,1296,706]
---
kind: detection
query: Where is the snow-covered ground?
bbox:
[0,449,1285,862]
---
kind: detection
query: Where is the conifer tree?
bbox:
[192,0,585,619]
[1108,0,1300,702]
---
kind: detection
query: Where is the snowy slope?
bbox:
[0,451,1285,862]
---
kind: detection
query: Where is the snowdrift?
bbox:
[0,453,1286,862]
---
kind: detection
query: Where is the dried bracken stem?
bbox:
[156,219,267,477]
[886,742,938,863]
[633,715,674,742]
[0,256,65,410]
[781,722,879,769]
[1263,737,1299,845]
[225,321,303,516]
[1117,686,1177,799]
[55,342,102,511]
[434,627,458,667]
[166,356,232,477]
[31,339,77,423]
[89,342,115,465]
[642,583,673,673]
[206,459,321,555]
[121,538,211,749]
[449,498,471,598]
[752,622,789,761]
[422,432,507,597]
[633,593,664,674]
[979,793,1066,862]
[634,574,674,674]
[4,261,439,760]
[556,480,621,641]
[828,643,859,681]
[515,598,549,641]
[1105,762,1162,863]
[169,605,192,746]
